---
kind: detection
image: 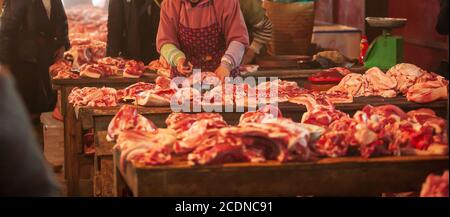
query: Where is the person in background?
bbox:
[0,70,60,197]
[240,0,273,65]
[436,0,448,35]
[0,0,70,150]
[436,0,448,79]
[107,0,162,64]
[157,0,249,80]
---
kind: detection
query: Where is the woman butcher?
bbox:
[157,0,249,80]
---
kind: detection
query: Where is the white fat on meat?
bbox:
[387,63,426,94]
[364,67,398,98]
[406,74,449,103]
[327,73,365,97]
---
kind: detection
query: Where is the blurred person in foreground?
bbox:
[0,0,70,150]
[0,69,60,197]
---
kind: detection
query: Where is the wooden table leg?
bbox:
[113,153,132,197]
[65,105,84,196]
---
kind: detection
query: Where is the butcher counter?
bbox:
[63,96,448,196]
[110,143,448,197]
[54,67,367,196]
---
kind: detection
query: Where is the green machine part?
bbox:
[364,35,404,71]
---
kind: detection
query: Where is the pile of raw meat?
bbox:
[67,76,171,107]
[291,94,448,158]
[110,105,323,167]
[148,58,171,78]
[64,5,108,70]
[110,101,447,168]
[66,64,447,109]
[51,57,147,79]
[66,5,108,43]
[66,74,316,108]
[68,87,117,107]
[315,105,448,158]
[420,170,449,197]
[50,5,149,79]
[328,63,449,103]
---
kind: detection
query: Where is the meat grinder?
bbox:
[364,17,407,71]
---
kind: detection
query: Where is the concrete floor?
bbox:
[41,112,67,196]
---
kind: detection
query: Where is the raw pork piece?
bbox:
[387,63,426,94]
[135,77,176,107]
[97,57,126,74]
[106,105,157,142]
[136,88,176,107]
[406,72,449,103]
[289,94,348,127]
[314,116,356,157]
[49,59,72,77]
[65,40,107,68]
[79,63,116,78]
[123,60,145,78]
[187,130,254,165]
[227,118,314,162]
[148,57,171,78]
[256,79,309,103]
[68,87,117,107]
[420,171,449,197]
[117,82,155,102]
[53,70,80,79]
[239,105,283,125]
[327,73,366,97]
[166,113,228,153]
[314,91,353,104]
[364,67,398,98]
[115,130,177,170]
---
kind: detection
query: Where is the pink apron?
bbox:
[171,0,239,78]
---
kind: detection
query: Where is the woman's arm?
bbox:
[220,0,249,71]
[0,0,27,65]
[240,0,272,54]
[157,0,185,67]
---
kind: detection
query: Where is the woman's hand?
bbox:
[176,58,193,76]
[215,65,230,81]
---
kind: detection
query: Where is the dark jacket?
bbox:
[0,0,69,113]
[0,73,60,197]
[107,0,161,64]
[436,0,449,35]
[0,0,70,65]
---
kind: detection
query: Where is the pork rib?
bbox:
[106,105,157,142]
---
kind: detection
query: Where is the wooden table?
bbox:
[112,147,449,197]
[52,74,158,116]
[63,96,448,196]
[53,75,157,196]
[243,66,366,86]
[56,67,363,196]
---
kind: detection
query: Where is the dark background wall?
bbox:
[315,0,448,71]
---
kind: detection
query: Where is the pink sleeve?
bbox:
[221,0,249,47]
[156,0,180,53]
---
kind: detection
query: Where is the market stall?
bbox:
[2,0,447,199]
